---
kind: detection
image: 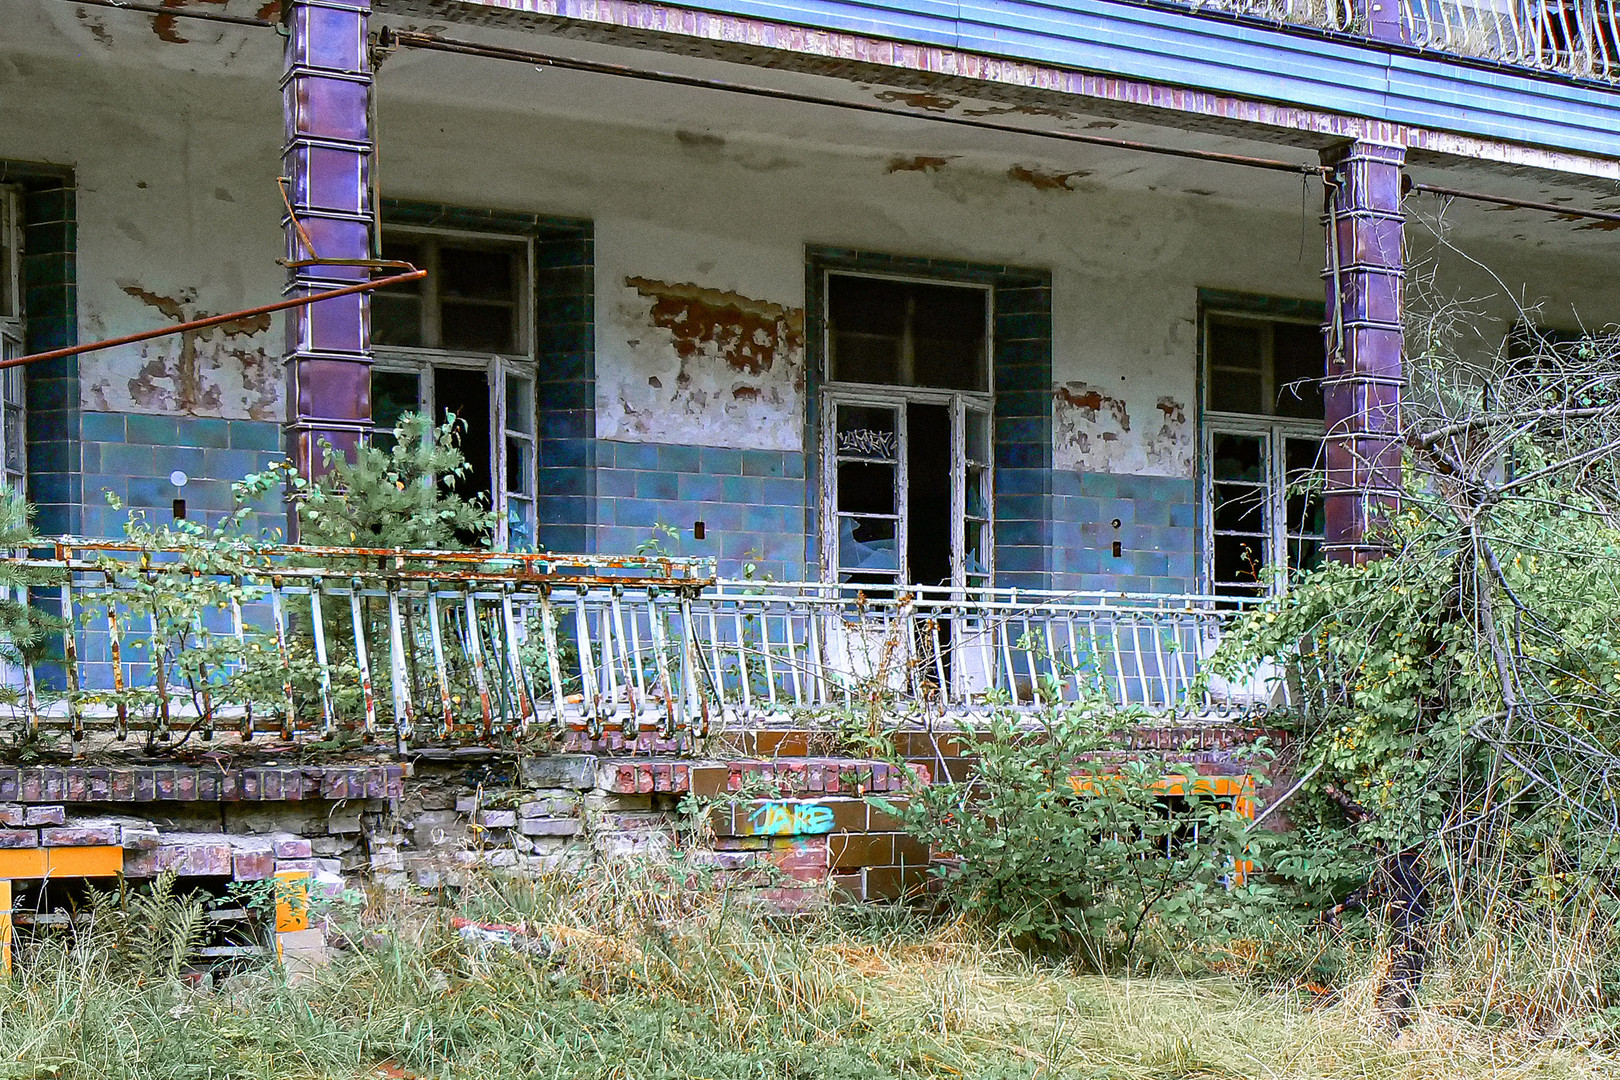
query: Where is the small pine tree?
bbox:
[0,489,65,708]
[287,412,497,550]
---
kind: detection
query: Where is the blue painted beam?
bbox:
[578,0,1620,160]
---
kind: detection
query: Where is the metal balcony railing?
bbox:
[1401,0,1620,79]
[1186,0,1619,81]
[0,541,1283,753]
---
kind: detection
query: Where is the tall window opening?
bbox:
[0,187,25,493]
[371,229,538,549]
[822,272,992,590]
[1202,307,1325,597]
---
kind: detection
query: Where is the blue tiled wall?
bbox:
[594,439,808,580]
[79,412,286,539]
[1052,472,1198,594]
[14,167,81,538]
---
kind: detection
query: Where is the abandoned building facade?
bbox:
[0,0,1618,961]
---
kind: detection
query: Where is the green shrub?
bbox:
[875,697,1287,970]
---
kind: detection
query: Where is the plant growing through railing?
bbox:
[0,489,66,732]
[273,413,520,744]
[76,478,283,746]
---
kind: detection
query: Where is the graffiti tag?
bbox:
[744,801,836,836]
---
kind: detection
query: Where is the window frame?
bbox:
[820,269,996,591]
[371,225,539,550]
[0,187,26,494]
[1199,305,1325,597]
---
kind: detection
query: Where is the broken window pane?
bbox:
[2,368,21,484]
[839,516,899,575]
[373,238,425,348]
[1284,437,1325,537]
[1212,432,1264,483]
[370,370,421,451]
[441,302,516,353]
[837,462,896,516]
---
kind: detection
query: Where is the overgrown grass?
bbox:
[0,863,1612,1080]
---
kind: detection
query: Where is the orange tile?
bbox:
[0,850,46,879]
[274,870,312,933]
[46,846,122,878]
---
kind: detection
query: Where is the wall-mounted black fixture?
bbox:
[172,499,187,521]
[693,520,706,541]
[1110,518,1122,558]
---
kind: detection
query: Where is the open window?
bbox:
[370,229,538,549]
[1202,309,1325,597]
[821,272,993,591]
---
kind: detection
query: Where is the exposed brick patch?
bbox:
[0,765,406,804]
[41,825,120,846]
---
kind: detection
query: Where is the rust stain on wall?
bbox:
[1008,165,1092,191]
[886,155,955,174]
[872,90,959,112]
[90,283,280,421]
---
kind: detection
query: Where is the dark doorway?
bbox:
[906,402,952,588]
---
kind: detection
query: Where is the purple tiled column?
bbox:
[281,0,373,486]
[1357,0,1405,42]
[1322,140,1405,564]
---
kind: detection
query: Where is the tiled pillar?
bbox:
[1322,140,1405,564]
[281,0,374,485]
[1357,0,1404,41]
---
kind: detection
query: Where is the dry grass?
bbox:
[0,863,1613,1079]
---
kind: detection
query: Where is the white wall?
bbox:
[0,13,285,422]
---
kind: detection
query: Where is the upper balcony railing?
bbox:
[0,541,1286,755]
[1194,0,1620,81]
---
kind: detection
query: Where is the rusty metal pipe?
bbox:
[378,29,1332,179]
[2,269,426,370]
[51,0,278,28]
[1408,181,1620,225]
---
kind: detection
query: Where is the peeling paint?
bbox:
[150,0,231,44]
[83,283,281,422]
[75,9,114,47]
[871,90,958,112]
[601,277,805,451]
[1008,164,1092,191]
[962,103,1076,119]
[886,155,954,173]
[1053,382,1192,477]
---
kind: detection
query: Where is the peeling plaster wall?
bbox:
[376,98,1336,475]
[10,15,1620,565]
[597,233,807,451]
[0,25,285,424]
